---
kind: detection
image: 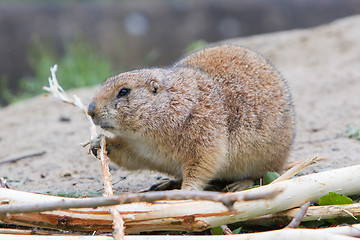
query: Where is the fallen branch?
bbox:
[0,227,359,240]
[0,189,281,214]
[0,151,46,165]
[286,201,310,228]
[0,164,360,233]
[240,202,360,228]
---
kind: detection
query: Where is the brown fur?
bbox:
[88,44,294,191]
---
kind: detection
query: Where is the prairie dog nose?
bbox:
[87,101,96,118]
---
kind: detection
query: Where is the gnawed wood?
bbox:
[0,227,359,239]
[1,164,360,233]
[242,202,360,228]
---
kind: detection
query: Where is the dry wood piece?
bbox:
[220,225,233,235]
[242,202,360,228]
[0,189,281,215]
[44,65,124,239]
[286,201,310,228]
[0,151,46,165]
[271,157,318,184]
[1,164,360,233]
[0,228,64,235]
[99,136,125,240]
[285,156,327,170]
[0,227,359,240]
[0,178,10,189]
[43,64,97,139]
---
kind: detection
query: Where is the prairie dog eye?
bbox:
[117,88,131,98]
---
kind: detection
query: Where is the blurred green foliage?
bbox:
[184,40,208,54]
[1,38,114,105]
[346,126,360,140]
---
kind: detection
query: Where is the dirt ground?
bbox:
[0,15,359,195]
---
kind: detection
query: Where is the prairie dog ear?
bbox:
[149,79,160,94]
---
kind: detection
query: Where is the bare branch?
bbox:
[99,136,124,240]
[285,156,327,170]
[286,201,310,228]
[44,65,123,239]
[43,64,97,139]
[0,178,10,189]
[0,227,359,239]
[0,189,281,215]
[240,202,360,228]
[220,225,233,235]
[1,164,360,233]
[0,151,46,165]
[271,157,318,184]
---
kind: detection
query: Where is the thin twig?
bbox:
[343,209,358,220]
[285,156,327,170]
[43,65,97,139]
[220,225,233,235]
[44,65,123,239]
[0,188,282,215]
[0,228,64,235]
[0,151,46,165]
[271,157,318,184]
[99,136,124,240]
[297,135,343,144]
[0,178,10,189]
[286,201,310,228]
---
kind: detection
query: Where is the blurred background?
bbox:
[1,0,360,107]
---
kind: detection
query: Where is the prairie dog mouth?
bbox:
[100,125,114,130]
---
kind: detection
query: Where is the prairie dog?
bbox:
[88,44,294,191]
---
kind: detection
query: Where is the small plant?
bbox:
[346,126,360,140]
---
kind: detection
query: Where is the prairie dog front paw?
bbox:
[90,134,105,157]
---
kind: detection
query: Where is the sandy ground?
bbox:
[0,15,359,195]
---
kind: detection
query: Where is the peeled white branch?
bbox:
[43,64,123,239]
[0,227,359,240]
[271,157,318,183]
[43,64,97,139]
[1,164,360,233]
[245,202,360,227]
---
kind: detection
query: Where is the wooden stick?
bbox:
[0,227,359,240]
[0,228,63,235]
[240,202,360,228]
[285,156,327,170]
[44,65,123,239]
[99,136,124,240]
[43,65,97,139]
[271,157,318,184]
[0,151,46,165]
[275,202,360,222]
[286,201,310,228]
[0,164,360,233]
[220,225,233,235]
[0,178,10,189]
[0,189,280,214]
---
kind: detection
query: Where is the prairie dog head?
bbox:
[88,68,167,137]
